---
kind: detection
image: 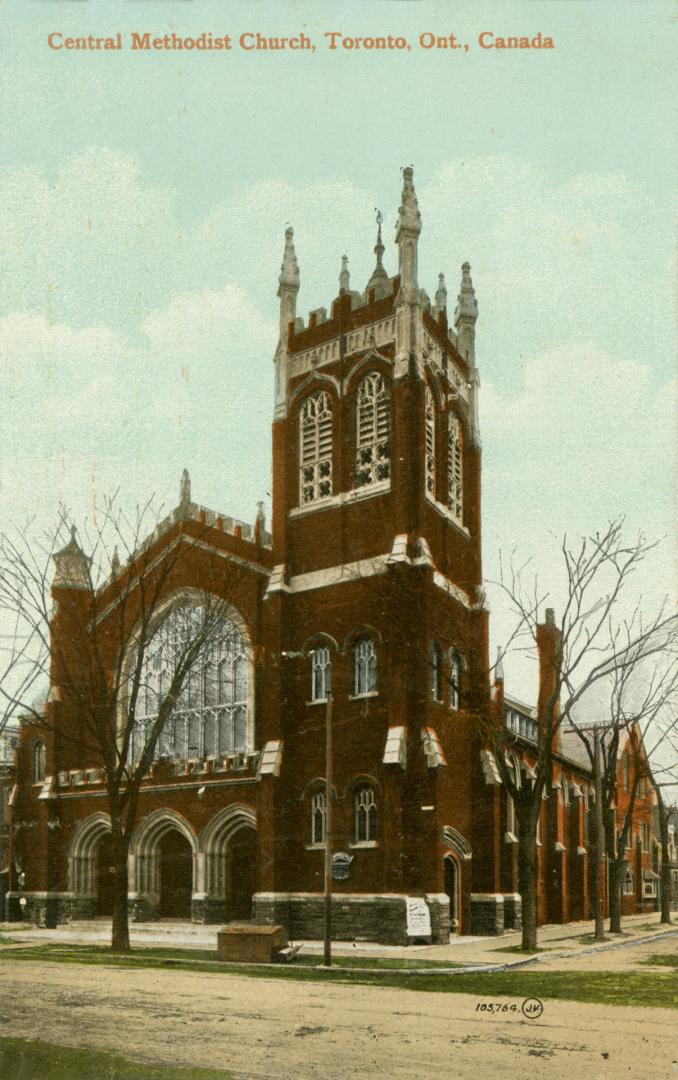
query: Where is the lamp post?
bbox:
[571,719,611,942]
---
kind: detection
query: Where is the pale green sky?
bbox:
[1,0,676,701]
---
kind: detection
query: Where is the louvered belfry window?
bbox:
[300,391,333,505]
[355,372,390,488]
[447,414,463,522]
[425,386,435,496]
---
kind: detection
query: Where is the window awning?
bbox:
[480,749,501,785]
[383,725,406,768]
[422,726,447,769]
[643,869,660,881]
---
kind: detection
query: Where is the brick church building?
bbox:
[6,168,658,941]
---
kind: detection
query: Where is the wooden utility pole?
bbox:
[592,727,606,941]
[323,692,333,967]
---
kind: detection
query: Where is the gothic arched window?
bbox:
[352,637,378,696]
[431,641,443,702]
[32,740,46,783]
[355,372,390,488]
[311,646,332,703]
[447,413,463,523]
[310,790,326,845]
[425,386,435,497]
[354,785,377,843]
[449,649,462,710]
[300,391,333,505]
[132,601,249,763]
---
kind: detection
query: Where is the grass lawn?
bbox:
[0,943,676,1008]
[639,953,678,968]
[0,1037,232,1080]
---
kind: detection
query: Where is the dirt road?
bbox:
[0,959,675,1080]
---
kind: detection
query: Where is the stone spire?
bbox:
[339,254,350,295]
[366,210,389,295]
[52,525,91,591]
[395,166,421,299]
[454,262,478,364]
[277,226,300,340]
[274,227,300,419]
[179,468,191,508]
[435,272,447,313]
[110,545,121,578]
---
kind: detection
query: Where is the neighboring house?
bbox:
[6,168,659,941]
[0,723,19,917]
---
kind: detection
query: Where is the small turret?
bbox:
[454,262,478,364]
[179,468,191,509]
[395,166,421,300]
[274,227,300,418]
[254,500,266,545]
[434,273,447,314]
[52,526,91,591]
[366,210,389,297]
[277,226,300,341]
[339,254,350,295]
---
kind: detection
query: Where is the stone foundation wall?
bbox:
[253,893,450,945]
[469,893,505,935]
[502,893,522,930]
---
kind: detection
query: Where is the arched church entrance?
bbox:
[94,834,115,917]
[201,804,257,923]
[158,829,193,919]
[444,855,459,931]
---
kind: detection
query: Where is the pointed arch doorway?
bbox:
[158,829,193,919]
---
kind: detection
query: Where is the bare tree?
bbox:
[0,484,258,950]
[569,645,678,934]
[489,521,678,951]
[652,778,678,925]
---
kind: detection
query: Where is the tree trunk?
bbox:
[517,811,538,951]
[656,801,672,925]
[110,829,131,952]
[608,858,623,934]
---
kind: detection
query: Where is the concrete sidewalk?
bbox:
[1,911,673,967]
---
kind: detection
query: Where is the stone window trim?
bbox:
[349,690,379,702]
[354,371,391,490]
[350,840,378,850]
[299,390,334,507]
[289,479,390,519]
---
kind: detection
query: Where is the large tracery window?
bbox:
[131,601,249,763]
[300,391,333,505]
[425,386,436,497]
[447,413,463,523]
[355,372,391,488]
